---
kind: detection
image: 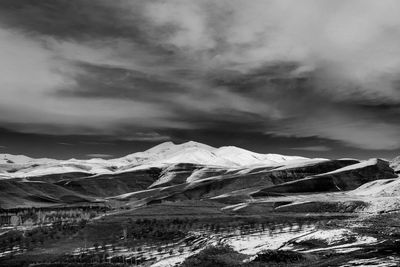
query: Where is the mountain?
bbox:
[252,158,396,195]
[0,142,398,214]
[0,141,315,179]
[112,141,310,168]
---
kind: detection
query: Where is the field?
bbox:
[0,199,399,267]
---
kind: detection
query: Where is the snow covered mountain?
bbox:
[0,141,316,178]
[0,141,397,212]
[113,141,311,168]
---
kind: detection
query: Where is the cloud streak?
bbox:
[290,146,331,152]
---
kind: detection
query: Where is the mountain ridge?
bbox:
[0,141,322,179]
[0,141,397,214]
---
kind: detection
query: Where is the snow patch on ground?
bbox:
[294,228,353,245]
[282,228,377,253]
[225,226,315,254]
[317,158,379,176]
[151,254,192,267]
[341,257,400,267]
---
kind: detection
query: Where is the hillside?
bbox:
[0,142,397,215]
[0,142,399,267]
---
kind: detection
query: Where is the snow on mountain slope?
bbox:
[9,163,113,178]
[251,158,396,195]
[352,178,400,197]
[113,141,312,168]
[146,141,215,155]
[159,147,235,166]
[13,164,92,178]
[214,146,307,166]
[0,154,41,164]
[269,158,330,171]
[0,141,317,178]
[112,141,216,166]
[390,156,400,172]
[350,173,400,212]
[0,156,114,178]
[314,158,380,176]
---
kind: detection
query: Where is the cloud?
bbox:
[142,0,400,149]
[144,0,400,103]
[58,142,74,146]
[118,132,170,142]
[267,109,400,150]
[0,0,399,151]
[290,145,331,152]
[0,26,185,134]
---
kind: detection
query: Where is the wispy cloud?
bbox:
[58,142,74,146]
[118,132,170,142]
[290,145,331,152]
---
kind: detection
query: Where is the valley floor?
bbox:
[1,203,400,267]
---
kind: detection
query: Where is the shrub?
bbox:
[179,244,245,267]
[252,250,305,263]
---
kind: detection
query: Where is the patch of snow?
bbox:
[317,158,379,176]
[272,158,329,171]
[341,257,400,267]
[225,226,316,254]
[282,228,377,253]
[151,254,191,267]
[352,178,400,197]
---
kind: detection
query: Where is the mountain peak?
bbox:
[145,141,215,154]
[145,141,176,152]
[0,154,34,164]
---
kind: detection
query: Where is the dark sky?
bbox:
[0,0,399,159]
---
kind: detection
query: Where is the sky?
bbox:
[0,0,399,160]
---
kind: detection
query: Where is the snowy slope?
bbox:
[352,178,400,197]
[214,146,307,166]
[0,156,114,178]
[114,141,312,168]
[390,156,400,172]
[11,161,114,178]
[159,147,235,166]
[315,158,380,176]
[112,141,216,166]
[0,154,43,164]
[0,141,317,178]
